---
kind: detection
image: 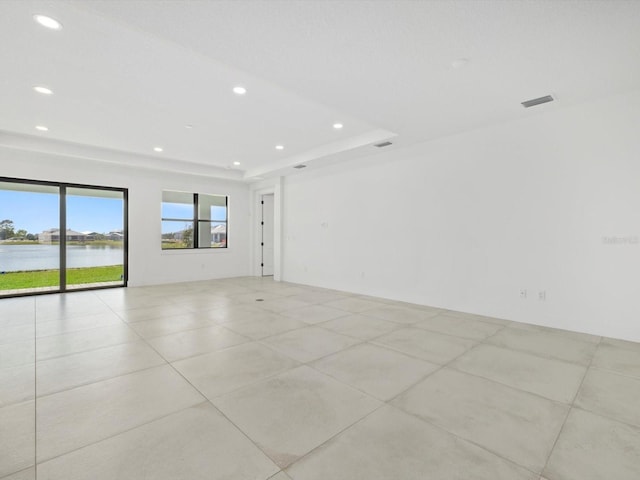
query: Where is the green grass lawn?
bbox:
[0,265,124,290]
[162,242,190,249]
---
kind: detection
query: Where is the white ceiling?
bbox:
[1,0,639,181]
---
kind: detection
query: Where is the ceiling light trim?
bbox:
[33,86,54,95]
[34,14,63,30]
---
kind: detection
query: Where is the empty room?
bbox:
[1,1,639,479]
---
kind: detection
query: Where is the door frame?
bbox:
[251,179,283,280]
[260,193,275,276]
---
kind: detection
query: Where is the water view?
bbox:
[0,244,124,272]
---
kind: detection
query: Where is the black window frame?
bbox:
[161,191,228,250]
[0,176,128,298]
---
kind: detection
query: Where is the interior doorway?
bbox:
[261,194,275,276]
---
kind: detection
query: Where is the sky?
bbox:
[0,190,123,234]
[161,202,227,234]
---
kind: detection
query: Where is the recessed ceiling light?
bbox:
[233,86,247,95]
[33,86,53,95]
[34,14,62,30]
[35,125,49,131]
[233,161,241,166]
[153,147,163,152]
[185,124,193,129]
[333,123,343,129]
[451,58,470,69]
[275,145,284,150]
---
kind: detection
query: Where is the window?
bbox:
[161,191,227,249]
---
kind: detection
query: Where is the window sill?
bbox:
[161,248,230,255]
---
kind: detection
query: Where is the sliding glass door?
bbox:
[65,187,126,291]
[0,181,60,295]
[0,178,127,297]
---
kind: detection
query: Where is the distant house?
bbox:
[211,224,226,245]
[107,231,124,241]
[40,228,88,243]
[82,231,101,241]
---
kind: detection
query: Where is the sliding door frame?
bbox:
[0,176,128,298]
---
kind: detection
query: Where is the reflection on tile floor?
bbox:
[1,277,640,479]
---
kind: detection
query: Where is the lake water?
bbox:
[0,244,124,272]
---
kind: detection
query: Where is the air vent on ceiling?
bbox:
[293,164,307,169]
[521,95,554,108]
[374,141,393,148]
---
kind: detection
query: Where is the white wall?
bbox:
[0,148,251,286]
[282,89,640,342]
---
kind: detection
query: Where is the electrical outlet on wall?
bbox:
[520,289,527,299]
[539,290,546,301]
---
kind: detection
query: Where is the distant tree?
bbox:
[182,225,194,247]
[26,233,37,241]
[15,229,28,238]
[0,219,15,240]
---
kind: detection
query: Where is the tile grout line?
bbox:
[32,401,212,468]
[35,362,169,400]
[376,324,574,476]
[538,335,603,479]
[109,288,408,472]
[281,402,390,474]
[588,363,640,382]
[390,401,544,477]
[373,323,572,476]
[366,327,486,360]
[32,293,169,400]
[383,324,509,406]
[142,348,284,471]
[285,323,522,472]
[18,279,639,479]
[26,288,500,477]
[566,404,640,431]
[359,317,552,477]
[94,293,289,474]
[31,292,213,469]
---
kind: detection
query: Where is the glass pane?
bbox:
[162,221,194,249]
[198,194,227,221]
[0,181,60,296]
[198,221,227,248]
[65,188,125,290]
[162,191,193,219]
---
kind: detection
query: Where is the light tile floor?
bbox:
[1,277,640,479]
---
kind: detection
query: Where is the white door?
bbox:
[261,194,275,276]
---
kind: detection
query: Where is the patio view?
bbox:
[0,180,126,296]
